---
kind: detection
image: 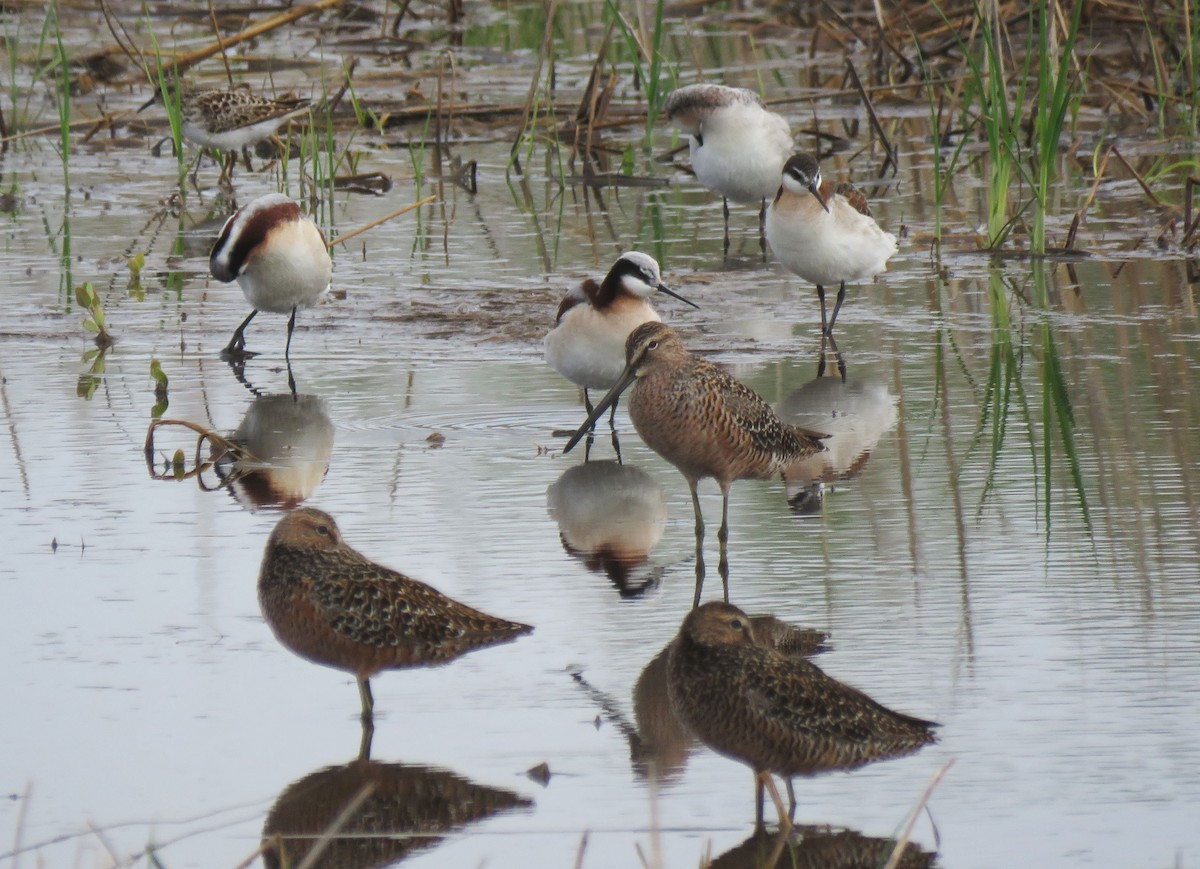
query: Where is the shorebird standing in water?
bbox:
[258,508,532,729]
[564,322,826,601]
[545,252,697,437]
[210,193,333,362]
[141,85,311,182]
[664,83,793,254]
[766,153,898,334]
[668,601,939,830]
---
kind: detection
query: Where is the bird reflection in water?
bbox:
[214,393,335,510]
[570,611,828,786]
[546,460,667,598]
[667,602,937,830]
[262,757,533,868]
[564,323,827,605]
[258,508,532,745]
[709,824,936,869]
[778,335,898,514]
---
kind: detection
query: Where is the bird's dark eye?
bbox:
[648,340,659,350]
[316,524,331,537]
[729,618,744,630]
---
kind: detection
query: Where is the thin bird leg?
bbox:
[722,197,731,257]
[816,284,829,334]
[785,778,797,822]
[610,428,622,465]
[759,771,792,832]
[284,306,298,359]
[225,309,258,357]
[584,389,595,416]
[758,199,768,260]
[357,676,375,721]
[690,479,706,608]
[607,396,619,429]
[754,771,766,831]
[358,714,375,762]
[827,281,847,333]
[718,486,731,603]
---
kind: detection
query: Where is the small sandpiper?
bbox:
[544,252,697,426]
[210,193,333,359]
[667,601,939,830]
[258,508,532,724]
[765,153,898,334]
[141,85,310,180]
[664,83,793,251]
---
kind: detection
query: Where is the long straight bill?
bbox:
[562,365,638,453]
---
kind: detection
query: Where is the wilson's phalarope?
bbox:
[664,84,793,252]
[544,252,697,424]
[210,193,333,359]
[563,322,826,597]
[141,86,310,180]
[765,153,897,334]
[667,601,939,830]
[258,508,532,724]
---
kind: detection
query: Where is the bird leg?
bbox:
[827,281,847,334]
[357,676,375,721]
[755,771,765,831]
[223,309,259,359]
[816,284,829,334]
[358,714,375,762]
[691,480,706,608]
[758,199,768,260]
[718,488,731,603]
[758,771,792,832]
[722,197,731,258]
[284,306,298,360]
[785,778,797,822]
[611,428,622,465]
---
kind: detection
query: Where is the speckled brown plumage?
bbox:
[564,323,826,574]
[262,759,532,869]
[633,614,830,782]
[258,508,531,717]
[667,602,937,828]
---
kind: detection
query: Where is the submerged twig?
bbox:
[327,194,436,248]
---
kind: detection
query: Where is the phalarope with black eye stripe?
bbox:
[545,251,697,425]
[765,153,897,334]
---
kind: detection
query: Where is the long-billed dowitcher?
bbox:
[141,86,310,180]
[664,84,793,251]
[210,193,333,360]
[667,602,938,829]
[563,322,826,597]
[544,252,697,426]
[258,508,531,722]
[766,153,897,334]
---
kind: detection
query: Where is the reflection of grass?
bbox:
[966,269,1091,537]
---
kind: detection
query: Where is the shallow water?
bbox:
[2,4,1200,868]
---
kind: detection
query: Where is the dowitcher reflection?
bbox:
[709,824,937,869]
[546,459,667,598]
[258,508,531,724]
[564,322,826,601]
[263,757,532,868]
[668,602,938,829]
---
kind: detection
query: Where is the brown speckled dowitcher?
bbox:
[766,154,898,334]
[563,322,826,598]
[258,508,531,722]
[667,602,938,829]
[141,86,310,181]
